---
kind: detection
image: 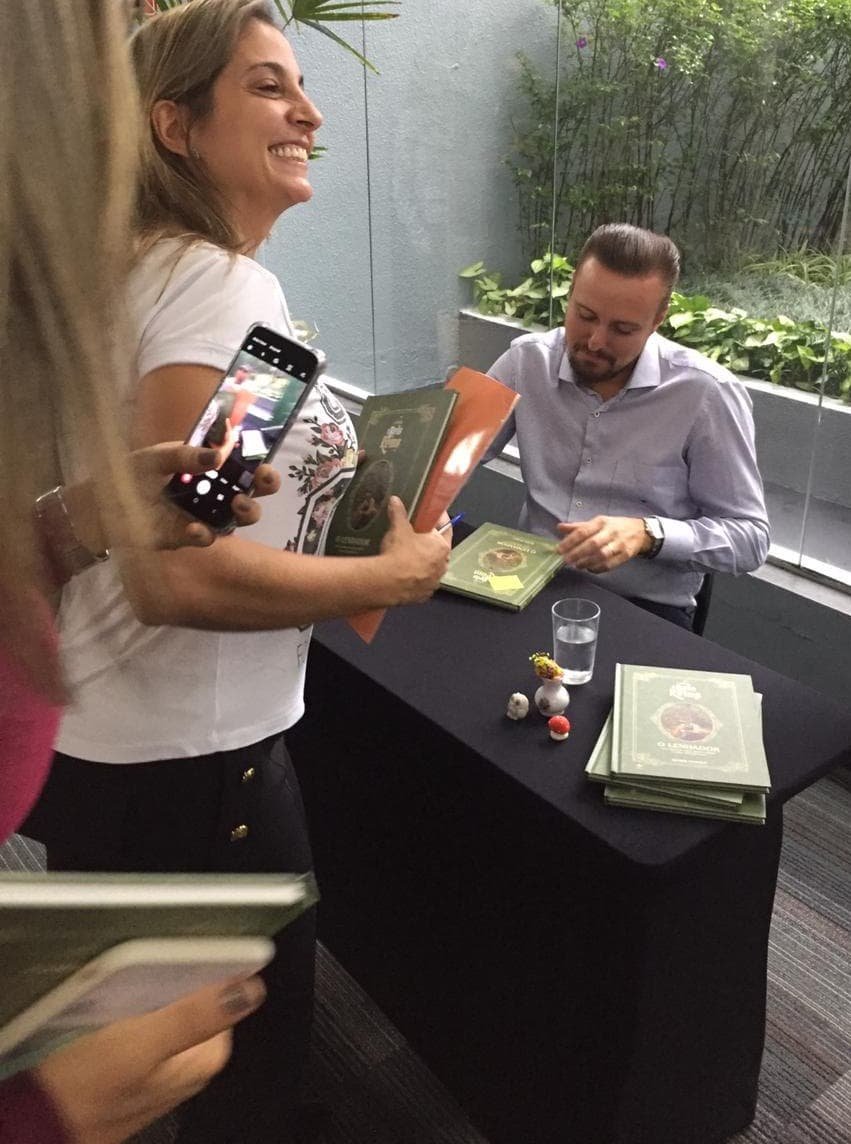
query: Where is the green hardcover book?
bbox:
[439,523,563,612]
[611,664,771,793]
[0,872,317,1074]
[603,784,766,825]
[325,387,458,557]
[585,712,745,808]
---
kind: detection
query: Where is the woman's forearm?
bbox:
[121,538,431,630]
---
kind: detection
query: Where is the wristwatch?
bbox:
[639,516,664,560]
[34,486,110,584]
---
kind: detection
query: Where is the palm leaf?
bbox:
[296,18,379,73]
[287,0,399,19]
[148,1,398,76]
[274,1,399,74]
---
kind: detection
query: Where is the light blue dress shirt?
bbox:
[486,327,770,607]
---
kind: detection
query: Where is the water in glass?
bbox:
[554,621,597,684]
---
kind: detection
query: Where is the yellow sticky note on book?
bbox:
[489,574,524,592]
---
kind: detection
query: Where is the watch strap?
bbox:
[640,516,664,560]
[34,486,110,586]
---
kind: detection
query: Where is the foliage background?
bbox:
[511,0,851,269]
[460,255,851,403]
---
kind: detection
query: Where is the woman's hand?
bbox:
[378,496,451,605]
[130,441,281,549]
[35,976,265,1144]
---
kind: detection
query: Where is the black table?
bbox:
[287,571,851,1144]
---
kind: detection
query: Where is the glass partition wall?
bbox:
[796,155,851,588]
[264,0,851,589]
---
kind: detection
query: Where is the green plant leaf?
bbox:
[668,312,696,329]
[273,0,399,74]
[285,0,398,18]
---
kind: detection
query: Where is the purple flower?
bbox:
[576,36,588,48]
[654,56,668,70]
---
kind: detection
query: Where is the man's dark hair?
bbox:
[575,224,681,302]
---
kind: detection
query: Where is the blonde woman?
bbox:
[0,0,299,1139]
[23,2,450,1141]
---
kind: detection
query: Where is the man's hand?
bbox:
[130,442,281,549]
[378,496,451,604]
[35,976,265,1144]
[556,516,649,573]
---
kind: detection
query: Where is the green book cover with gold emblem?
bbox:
[439,523,563,611]
[325,387,458,557]
[611,665,771,793]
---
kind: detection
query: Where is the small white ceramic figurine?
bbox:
[506,692,530,721]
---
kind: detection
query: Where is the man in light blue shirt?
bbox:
[486,224,769,628]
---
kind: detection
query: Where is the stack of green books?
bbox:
[585,665,771,825]
[439,523,563,612]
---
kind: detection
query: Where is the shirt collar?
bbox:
[556,331,662,392]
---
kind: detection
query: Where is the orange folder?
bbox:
[346,367,520,643]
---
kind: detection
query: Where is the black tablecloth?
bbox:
[288,571,851,1144]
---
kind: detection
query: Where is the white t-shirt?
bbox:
[56,239,357,763]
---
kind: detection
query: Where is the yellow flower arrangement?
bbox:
[529,652,564,681]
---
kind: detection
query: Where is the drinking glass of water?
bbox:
[552,599,601,685]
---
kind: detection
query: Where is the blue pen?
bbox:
[438,512,465,534]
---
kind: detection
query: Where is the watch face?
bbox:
[645,517,664,541]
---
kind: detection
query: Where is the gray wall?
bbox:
[261,3,556,392]
[452,461,851,709]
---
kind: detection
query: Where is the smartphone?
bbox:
[0,936,274,1072]
[166,323,325,532]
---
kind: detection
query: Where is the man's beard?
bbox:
[567,344,638,386]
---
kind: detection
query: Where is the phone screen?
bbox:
[166,325,322,530]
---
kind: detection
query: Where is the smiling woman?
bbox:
[21,5,450,1144]
[134,0,321,253]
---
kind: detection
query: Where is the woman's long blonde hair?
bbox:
[132,0,276,253]
[0,0,143,608]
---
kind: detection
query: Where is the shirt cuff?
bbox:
[656,517,695,563]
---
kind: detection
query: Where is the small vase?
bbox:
[534,677,570,716]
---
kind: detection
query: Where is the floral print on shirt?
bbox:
[286,385,357,555]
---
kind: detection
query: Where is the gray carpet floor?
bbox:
[3,770,849,1144]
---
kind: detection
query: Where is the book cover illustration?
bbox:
[613,665,771,793]
[439,523,563,611]
[347,367,520,643]
[325,388,458,558]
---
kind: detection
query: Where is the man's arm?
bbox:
[558,380,770,575]
[656,380,769,574]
